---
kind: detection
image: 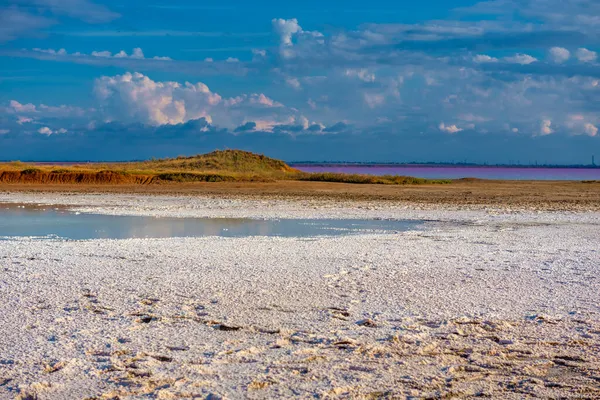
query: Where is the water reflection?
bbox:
[0,204,422,240]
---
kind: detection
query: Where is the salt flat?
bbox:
[0,193,599,399]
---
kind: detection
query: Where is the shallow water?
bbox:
[0,204,422,240]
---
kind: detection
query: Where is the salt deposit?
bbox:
[0,192,599,399]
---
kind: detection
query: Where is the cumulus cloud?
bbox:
[575,48,597,63]
[345,69,376,82]
[252,49,267,57]
[32,48,67,55]
[285,77,302,89]
[504,53,538,65]
[94,72,300,128]
[271,17,324,59]
[32,47,171,60]
[584,123,598,137]
[363,93,385,108]
[565,113,599,136]
[0,129,9,134]
[272,18,302,46]
[473,54,498,63]
[548,47,570,63]
[439,122,463,134]
[10,100,37,113]
[94,72,219,125]
[540,119,553,135]
[37,126,67,135]
[17,116,33,124]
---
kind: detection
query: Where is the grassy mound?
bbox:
[115,150,298,174]
[0,150,450,186]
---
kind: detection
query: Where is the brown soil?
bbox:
[2,179,600,211]
[0,171,156,185]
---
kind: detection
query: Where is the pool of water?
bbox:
[0,204,422,240]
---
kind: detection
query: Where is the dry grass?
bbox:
[296,172,451,185]
[0,150,449,186]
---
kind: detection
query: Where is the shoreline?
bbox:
[1,179,600,212]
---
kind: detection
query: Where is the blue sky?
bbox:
[1,0,599,163]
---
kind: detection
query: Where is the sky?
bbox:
[1,0,599,163]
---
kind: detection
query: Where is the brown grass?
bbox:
[0,170,155,184]
[295,172,451,185]
[0,150,447,186]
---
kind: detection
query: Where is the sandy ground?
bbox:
[2,179,600,211]
[1,192,600,399]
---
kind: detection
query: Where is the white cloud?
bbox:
[540,119,553,135]
[0,129,9,135]
[249,93,281,107]
[575,48,597,63]
[10,100,37,113]
[32,48,67,55]
[504,53,538,65]
[91,50,112,58]
[363,93,385,108]
[473,54,498,63]
[252,49,267,57]
[584,123,598,137]
[226,57,240,63]
[95,72,219,125]
[285,77,302,89]
[272,18,302,46]
[345,69,376,82]
[548,47,570,63]
[17,116,33,124]
[252,120,278,132]
[94,72,297,128]
[439,122,463,133]
[32,47,171,61]
[37,127,67,135]
[271,18,324,59]
[114,48,143,59]
[458,113,489,122]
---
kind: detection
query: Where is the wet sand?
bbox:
[0,192,599,399]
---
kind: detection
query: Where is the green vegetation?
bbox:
[0,150,450,185]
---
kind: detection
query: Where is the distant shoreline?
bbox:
[2,161,596,169]
[290,163,600,169]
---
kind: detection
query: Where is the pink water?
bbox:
[291,165,600,181]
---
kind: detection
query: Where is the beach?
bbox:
[1,191,599,399]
